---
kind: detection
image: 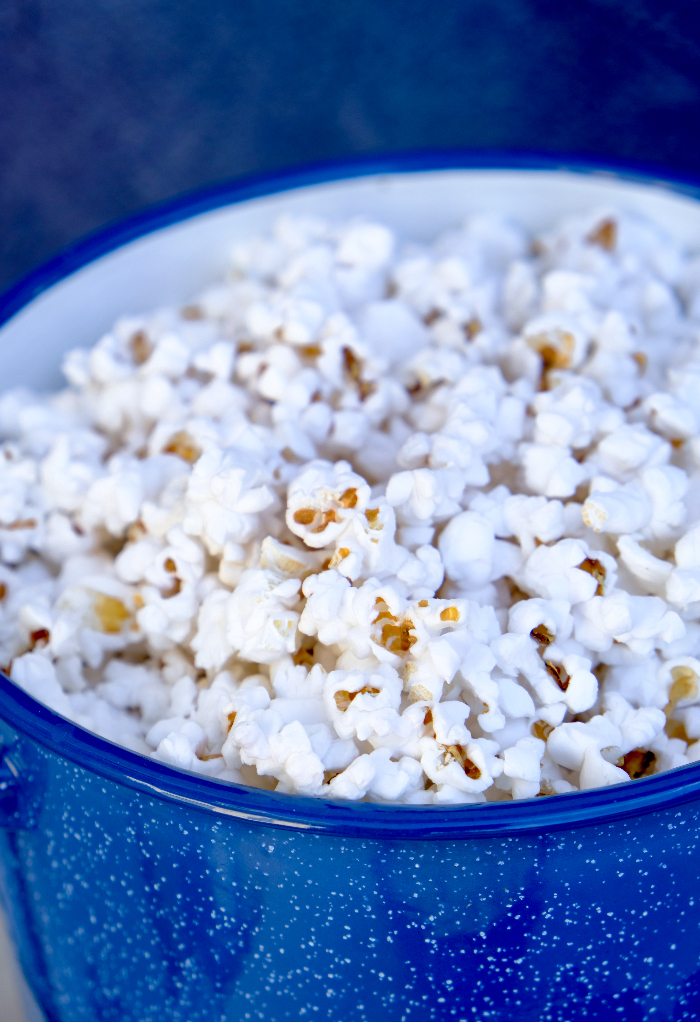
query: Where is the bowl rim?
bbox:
[2,148,700,839]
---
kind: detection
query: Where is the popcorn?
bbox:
[286,460,370,548]
[223,569,301,664]
[324,666,403,742]
[502,736,545,800]
[4,204,700,803]
[437,511,494,589]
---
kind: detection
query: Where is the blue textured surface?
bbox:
[1,0,700,291]
[1,715,700,1021]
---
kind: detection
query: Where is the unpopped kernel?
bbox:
[4,208,700,803]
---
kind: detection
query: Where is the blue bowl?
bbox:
[2,153,700,1021]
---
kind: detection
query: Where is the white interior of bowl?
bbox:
[3,168,700,392]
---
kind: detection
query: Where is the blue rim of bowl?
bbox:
[1,148,700,840]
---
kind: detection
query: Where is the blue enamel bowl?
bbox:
[2,154,700,1022]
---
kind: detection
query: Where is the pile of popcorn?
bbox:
[5,205,700,805]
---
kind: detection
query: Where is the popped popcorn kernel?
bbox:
[526,328,576,372]
[162,431,202,464]
[440,606,460,622]
[130,330,153,366]
[578,557,606,596]
[621,748,656,779]
[94,594,131,634]
[586,217,617,252]
[530,624,554,647]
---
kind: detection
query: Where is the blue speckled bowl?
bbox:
[2,155,700,1022]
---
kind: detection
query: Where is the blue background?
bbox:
[1,0,700,291]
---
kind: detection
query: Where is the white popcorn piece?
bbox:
[286,459,370,548]
[520,443,587,499]
[502,736,545,800]
[582,483,652,535]
[224,569,301,664]
[420,735,503,794]
[356,299,430,365]
[617,535,674,594]
[438,511,494,589]
[574,591,684,656]
[592,424,670,483]
[324,666,403,742]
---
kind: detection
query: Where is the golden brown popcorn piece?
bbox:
[464,317,482,340]
[408,683,435,703]
[127,520,147,544]
[328,547,351,568]
[0,584,6,601]
[310,509,338,534]
[530,624,554,647]
[334,690,354,712]
[130,329,153,366]
[281,447,303,464]
[578,557,606,596]
[620,748,656,779]
[293,642,316,667]
[333,686,380,712]
[29,628,50,649]
[586,217,617,252]
[668,665,699,707]
[339,488,358,509]
[343,346,362,381]
[663,666,699,727]
[299,344,322,360]
[357,379,377,402]
[365,507,380,524]
[444,744,481,780]
[632,351,647,375]
[664,718,689,741]
[4,518,37,531]
[382,620,418,654]
[164,557,177,573]
[162,577,182,599]
[163,431,202,464]
[94,594,130,634]
[545,660,569,693]
[532,719,554,742]
[423,309,442,326]
[180,304,204,321]
[418,599,429,608]
[527,329,576,372]
[293,508,316,525]
[372,601,417,656]
[440,606,460,622]
[342,346,376,402]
